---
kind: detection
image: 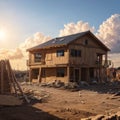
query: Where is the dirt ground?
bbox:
[0,83,120,120]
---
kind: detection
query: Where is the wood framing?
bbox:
[27,31,110,84]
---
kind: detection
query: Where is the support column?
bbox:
[104,53,108,82]
[86,68,90,83]
[73,67,75,82]
[29,68,32,83]
[79,68,81,82]
[105,53,108,65]
[67,66,70,82]
[38,67,41,83]
[98,55,103,83]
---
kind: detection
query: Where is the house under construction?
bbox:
[27,31,110,84]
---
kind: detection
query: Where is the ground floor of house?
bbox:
[29,65,107,84]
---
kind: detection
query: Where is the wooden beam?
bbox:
[6,60,18,94]
[38,67,41,83]
[67,66,70,82]
[79,68,81,82]
[7,60,30,103]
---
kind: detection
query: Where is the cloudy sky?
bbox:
[0,0,120,70]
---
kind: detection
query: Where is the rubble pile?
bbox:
[22,87,50,103]
[81,111,120,120]
[40,80,64,88]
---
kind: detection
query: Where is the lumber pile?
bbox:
[0,60,30,103]
[0,60,11,93]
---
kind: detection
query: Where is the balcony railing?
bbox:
[26,60,45,66]
[96,60,111,67]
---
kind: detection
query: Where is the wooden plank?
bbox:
[5,60,17,94]
[67,66,70,82]
[6,60,30,103]
[38,67,41,83]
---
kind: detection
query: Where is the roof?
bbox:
[27,31,110,51]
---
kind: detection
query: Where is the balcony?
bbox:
[26,59,45,66]
[95,60,111,67]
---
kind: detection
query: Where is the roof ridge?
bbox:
[56,30,90,38]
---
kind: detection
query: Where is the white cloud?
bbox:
[20,32,51,50]
[20,32,51,59]
[0,48,23,60]
[0,32,51,70]
[59,21,95,37]
[96,14,120,53]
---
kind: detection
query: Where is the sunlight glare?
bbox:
[0,30,6,40]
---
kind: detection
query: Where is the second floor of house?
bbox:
[27,32,110,67]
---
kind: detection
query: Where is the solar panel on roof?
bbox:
[59,38,64,41]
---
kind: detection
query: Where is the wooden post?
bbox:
[105,53,108,81]
[99,55,103,82]
[67,66,70,82]
[38,67,41,83]
[29,69,32,83]
[105,53,108,65]
[73,67,75,82]
[86,68,90,82]
[79,68,81,82]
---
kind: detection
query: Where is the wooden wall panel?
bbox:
[41,67,68,83]
[69,35,107,67]
[29,47,69,66]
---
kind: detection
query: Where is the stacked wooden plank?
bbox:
[0,60,11,94]
[0,60,30,103]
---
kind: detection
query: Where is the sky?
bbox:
[0,0,120,70]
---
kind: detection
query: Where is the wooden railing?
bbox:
[96,60,111,67]
[26,60,45,66]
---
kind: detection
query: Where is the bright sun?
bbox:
[0,30,6,40]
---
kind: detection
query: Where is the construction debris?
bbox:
[22,87,50,103]
[81,111,120,120]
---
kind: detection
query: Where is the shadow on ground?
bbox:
[0,105,62,120]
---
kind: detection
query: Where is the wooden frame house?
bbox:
[27,31,110,84]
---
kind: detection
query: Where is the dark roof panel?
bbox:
[27,31,110,51]
[27,31,89,51]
